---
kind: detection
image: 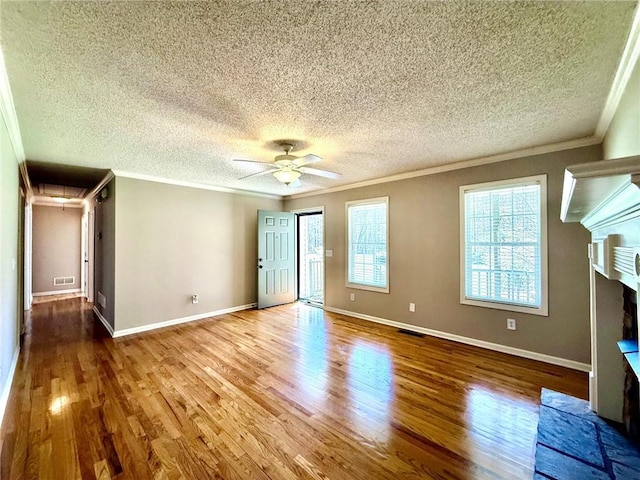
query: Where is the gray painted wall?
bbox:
[0,110,20,421]
[599,58,640,247]
[94,178,116,329]
[603,59,640,160]
[32,204,82,294]
[285,145,599,364]
[113,177,281,331]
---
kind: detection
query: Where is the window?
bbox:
[460,175,548,316]
[346,197,389,292]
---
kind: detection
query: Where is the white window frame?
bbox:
[346,196,389,293]
[459,175,548,316]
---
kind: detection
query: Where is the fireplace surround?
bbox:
[561,154,640,432]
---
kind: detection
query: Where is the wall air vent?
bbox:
[53,276,75,286]
[97,292,106,308]
[398,328,426,338]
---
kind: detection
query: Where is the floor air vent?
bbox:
[398,329,425,338]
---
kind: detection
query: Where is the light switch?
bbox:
[325,250,333,257]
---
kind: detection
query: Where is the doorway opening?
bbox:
[297,211,324,306]
[82,208,95,303]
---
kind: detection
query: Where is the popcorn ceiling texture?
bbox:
[0,1,636,195]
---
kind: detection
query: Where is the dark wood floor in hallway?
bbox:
[0,299,587,479]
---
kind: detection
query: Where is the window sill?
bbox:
[347,283,389,294]
[460,298,548,317]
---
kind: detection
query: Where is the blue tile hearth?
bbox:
[534,389,640,480]
[536,444,610,480]
[538,405,604,467]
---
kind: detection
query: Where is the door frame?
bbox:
[82,206,95,303]
[23,200,32,310]
[291,206,325,305]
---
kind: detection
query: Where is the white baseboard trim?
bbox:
[92,306,115,336]
[33,288,82,297]
[0,346,20,428]
[324,306,591,372]
[112,303,257,338]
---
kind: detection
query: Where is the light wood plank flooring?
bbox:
[0,298,587,479]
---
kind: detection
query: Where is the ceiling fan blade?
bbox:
[233,158,273,165]
[292,154,322,167]
[238,168,276,180]
[300,167,341,179]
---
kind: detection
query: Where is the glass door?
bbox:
[297,212,324,305]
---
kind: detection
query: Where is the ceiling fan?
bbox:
[234,144,341,186]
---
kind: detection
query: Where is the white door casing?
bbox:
[87,209,95,303]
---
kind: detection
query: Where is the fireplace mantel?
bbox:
[561,155,640,290]
[561,154,640,422]
[561,154,640,230]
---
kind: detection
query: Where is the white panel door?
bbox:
[257,210,295,309]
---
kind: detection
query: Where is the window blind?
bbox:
[347,200,388,289]
[464,182,541,308]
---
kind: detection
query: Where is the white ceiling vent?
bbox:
[53,276,75,286]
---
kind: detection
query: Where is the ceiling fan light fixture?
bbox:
[273,168,301,185]
[235,142,340,186]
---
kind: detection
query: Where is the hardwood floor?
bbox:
[0,299,587,479]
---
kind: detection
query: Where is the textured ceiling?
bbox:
[0,1,636,196]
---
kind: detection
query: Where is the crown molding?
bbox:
[85,170,115,203]
[19,162,32,194]
[595,1,640,139]
[111,170,282,200]
[285,136,600,200]
[0,47,31,196]
[0,49,25,163]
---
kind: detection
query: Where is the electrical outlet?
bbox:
[192,294,199,304]
[409,302,415,312]
[350,293,355,301]
[507,318,516,330]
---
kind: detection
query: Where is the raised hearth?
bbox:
[535,389,640,479]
